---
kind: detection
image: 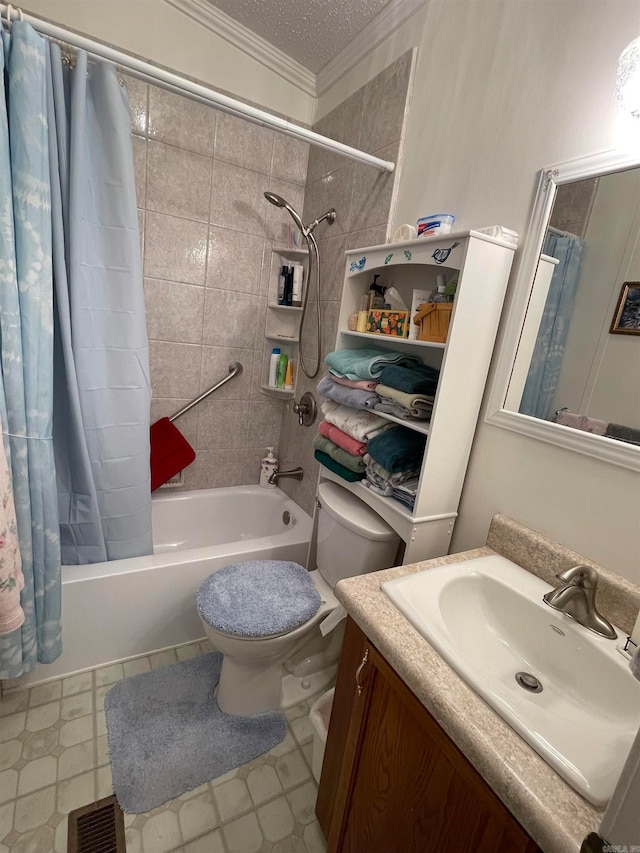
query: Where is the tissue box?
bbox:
[366,310,409,337]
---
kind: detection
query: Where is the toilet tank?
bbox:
[316,481,400,589]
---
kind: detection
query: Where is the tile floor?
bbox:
[0,641,328,853]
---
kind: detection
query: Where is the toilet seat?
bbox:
[197,560,322,639]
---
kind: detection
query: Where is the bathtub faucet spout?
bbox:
[268,466,303,485]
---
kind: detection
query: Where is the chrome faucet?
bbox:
[267,466,304,486]
[543,565,617,639]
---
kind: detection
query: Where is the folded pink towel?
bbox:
[331,376,379,392]
[0,434,24,636]
[318,420,367,456]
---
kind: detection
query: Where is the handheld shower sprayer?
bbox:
[263,192,336,379]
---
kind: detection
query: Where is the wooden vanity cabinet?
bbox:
[317,617,542,853]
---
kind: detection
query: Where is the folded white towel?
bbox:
[321,401,393,443]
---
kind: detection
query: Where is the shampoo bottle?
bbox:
[268,348,281,387]
[259,447,278,488]
[291,264,304,307]
[277,352,288,389]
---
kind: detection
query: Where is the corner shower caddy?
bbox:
[260,245,309,398]
[316,230,516,562]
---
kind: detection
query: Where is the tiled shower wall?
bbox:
[278,50,415,514]
[126,75,310,489]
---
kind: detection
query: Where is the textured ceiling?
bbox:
[206,0,391,73]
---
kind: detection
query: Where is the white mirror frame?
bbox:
[486,148,640,474]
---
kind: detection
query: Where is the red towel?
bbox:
[318,420,367,456]
[150,418,196,491]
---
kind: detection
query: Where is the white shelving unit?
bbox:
[261,246,308,398]
[317,230,516,562]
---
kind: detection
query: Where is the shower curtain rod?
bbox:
[0,4,395,174]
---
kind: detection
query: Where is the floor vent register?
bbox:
[67,795,126,853]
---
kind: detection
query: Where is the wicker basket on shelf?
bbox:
[413,302,453,343]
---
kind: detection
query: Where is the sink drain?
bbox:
[515,671,543,693]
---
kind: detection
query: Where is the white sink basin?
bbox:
[382,554,640,806]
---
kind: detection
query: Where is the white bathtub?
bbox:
[16,486,312,686]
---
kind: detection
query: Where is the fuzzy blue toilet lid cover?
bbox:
[196,560,322,638]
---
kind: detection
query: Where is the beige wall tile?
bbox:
[348,141,399,233]
[359,52,413,152]
[148,86,215,155]
[214,112,274,174]
[308,87,365,183]
[149,341,202,400]
[210,161,268,236]
[271,136,310,187]
[246,400,285,448]
[144,212,208,285]
[202,289,261,350]
[123,76,148,137]
[199,347,254,400]
[302,166,353,237]
[146,141,212,222]
[206,227,264,293]
[144,278,205,344]
[196,400,249,451]
[316,234,348,302]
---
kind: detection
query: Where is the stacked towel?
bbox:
[367,427,426,474]
[363,427,426,510]
[325,347,421,381]
[318,421,367,456]
[374,384,434,420]
[379,363,440,395]
[317,374,380,411]
[332,376,379,392]
[321,401,393,443]
[313,435,365,473]
[314,450,364,482]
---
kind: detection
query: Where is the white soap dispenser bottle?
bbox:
[259,447,278,488]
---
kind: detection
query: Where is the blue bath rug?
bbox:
[104,652,286,813]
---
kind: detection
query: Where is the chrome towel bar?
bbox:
[169,362,243,423]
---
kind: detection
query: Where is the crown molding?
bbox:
[163,0,316,97]
[316,0,426,96]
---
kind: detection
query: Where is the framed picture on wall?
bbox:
[610,282,640,335]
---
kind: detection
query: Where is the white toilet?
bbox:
[197,481,400,715]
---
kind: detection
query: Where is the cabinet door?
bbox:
[316,616,371,837]
[322,620,540,853]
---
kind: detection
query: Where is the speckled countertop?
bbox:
[333,514,640,853]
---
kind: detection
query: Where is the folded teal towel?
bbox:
[379,363,440,395]
[325,347,421,381]
[367,426,426,474]
[314,450,364,482]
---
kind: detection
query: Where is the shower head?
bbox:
[263,191,305,233]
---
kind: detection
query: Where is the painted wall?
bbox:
[127,75,309,489]
[22,0,314,123]
[395,0,640,582]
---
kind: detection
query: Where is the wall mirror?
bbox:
[486,149,640,473]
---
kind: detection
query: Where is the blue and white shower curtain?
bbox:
[48,45,153,564]
[0,23,62,678]
[519,232,585,421]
